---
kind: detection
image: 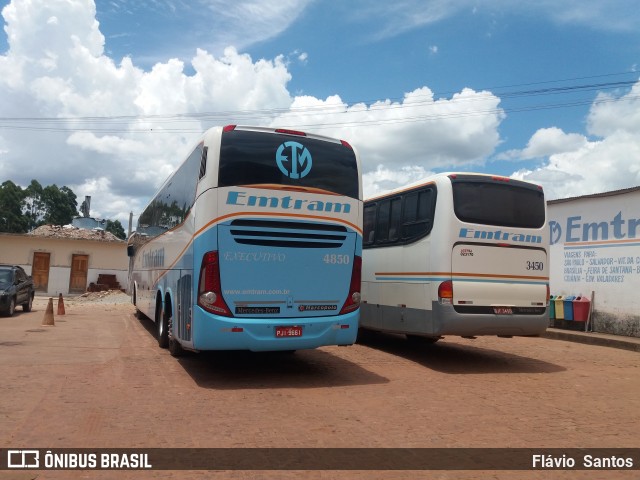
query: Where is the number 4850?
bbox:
[323,254,350,265]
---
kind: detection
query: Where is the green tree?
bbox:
[0,181,29,233]
[41,184,78,225]
[23,179,45,230]
[106,219,126,240]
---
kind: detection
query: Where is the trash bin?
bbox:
[549,295,556,319]
[554,295,565,320]
[563,295,576,320]
[573,296,591,322]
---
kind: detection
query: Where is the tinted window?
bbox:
[218,130,359,199]
[388,198,402,241]
[0,269,11,283]
[16,268,27,282]
[402,188,435,239]
[376,201,391,243]
[452,179,545,228]
[363,204,377,245]
[363,185,436,249]
[138,145,203,237]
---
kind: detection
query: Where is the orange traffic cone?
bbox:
[42,298,55,326]
[57,293,66,315]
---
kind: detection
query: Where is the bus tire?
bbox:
[156,301,169,349]
[168,338,184,357]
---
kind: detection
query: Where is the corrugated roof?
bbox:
[547,185,640,205]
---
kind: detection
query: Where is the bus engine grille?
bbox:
[229,219,347,248]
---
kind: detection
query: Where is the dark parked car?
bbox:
[0,265,35,317]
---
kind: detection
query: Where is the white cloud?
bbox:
[271,87,504,182]
[363,165,435,198]
[2,0,639,227]
[201,0,313,53]
[346,0,640,40]
[514,132,640,200]
[499,127,588,160]
[0,0,296,225]
[513,84,640,200]
[587,80,640,136]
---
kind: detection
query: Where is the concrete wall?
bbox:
[548,188,640,337]
[0,233,128,296]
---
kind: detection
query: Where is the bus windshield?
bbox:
[218,129,359,199]
[451,177,545,229]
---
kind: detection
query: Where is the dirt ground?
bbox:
[0,294,638,480]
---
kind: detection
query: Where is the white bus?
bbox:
[128,125,362,355]
[360,173,549,343]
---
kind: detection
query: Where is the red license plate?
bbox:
[275,326,303,338]
[493,307,513,315]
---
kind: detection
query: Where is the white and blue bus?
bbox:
[128,125,362,355]
[361,173,549,343]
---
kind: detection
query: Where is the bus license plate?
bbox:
[275,326,303,338]
[493,307,513,315]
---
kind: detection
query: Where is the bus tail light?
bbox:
[198,251,232,317]
[339,255,362,315]
[438,280,453,305]
[275,128,307,137]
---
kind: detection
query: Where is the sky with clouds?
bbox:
[1,0,639,228]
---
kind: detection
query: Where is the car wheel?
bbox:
[7,297,16,317]
[22,291,33,312]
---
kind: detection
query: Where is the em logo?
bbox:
[276,141,312,179]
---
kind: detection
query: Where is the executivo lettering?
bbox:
[226,191,351,214]
[458,227,543,244]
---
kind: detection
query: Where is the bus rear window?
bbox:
[451,178,545,229]
[218,129,359,199]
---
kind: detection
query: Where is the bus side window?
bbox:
[363,204,377,246]
[137,145,203,237]
[388,197,402,241]
[401,187,436,241]
[376,201,390,243]
[198,146,208,180]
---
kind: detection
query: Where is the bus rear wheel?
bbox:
[166,308,184,357]
[168,337,183,357]
[156,303,169,349]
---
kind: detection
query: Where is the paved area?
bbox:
[0,295,638,480]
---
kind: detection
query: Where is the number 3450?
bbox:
[526,261,544,270]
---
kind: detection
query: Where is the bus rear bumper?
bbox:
[190,308,359,351]
[432,301,549,337]
[359,302,548,337]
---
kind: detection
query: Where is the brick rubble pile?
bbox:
[28,225,123,242]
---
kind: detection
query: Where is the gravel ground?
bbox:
[34,290,133,306]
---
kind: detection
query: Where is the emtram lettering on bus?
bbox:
[226,190,351,214]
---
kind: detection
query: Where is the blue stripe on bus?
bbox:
[375,276,547,285]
